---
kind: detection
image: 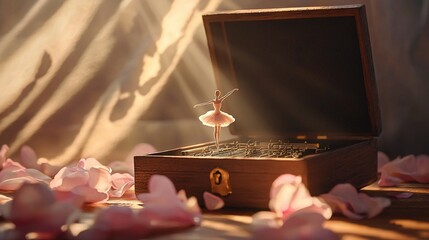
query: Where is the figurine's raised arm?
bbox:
[193,100,214,108]
[219,88,239,101]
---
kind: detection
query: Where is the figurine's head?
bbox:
[215,90,221,98]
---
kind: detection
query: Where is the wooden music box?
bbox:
[135,5,381,209]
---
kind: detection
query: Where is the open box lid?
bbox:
[202,5,381,140]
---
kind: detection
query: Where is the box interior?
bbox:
[203,6,381,140]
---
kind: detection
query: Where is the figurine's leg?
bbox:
[214,125,220,149]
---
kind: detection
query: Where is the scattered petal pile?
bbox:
[50,158,113,203]
[79,175,202,240]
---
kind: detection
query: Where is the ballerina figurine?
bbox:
[194,88,239,149]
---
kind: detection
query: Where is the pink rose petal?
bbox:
[2,158,25,171]
[378,154,429,186]
[88,167,112,193]
[269,174,331,220]
[138,175,177,203]
[320,183,390,219]
[50,166,89,191]
[137,175,202,228]
[78,158,111,172]
[109,173,134,197]
[20,145,40,170]
[270,174,301,199]
[0,159,51,191]
[50,158,114,203]
[0,176,41,191]
[203,191,224,210]
[8,183,80,237]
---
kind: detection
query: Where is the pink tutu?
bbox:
[199,110,235,127]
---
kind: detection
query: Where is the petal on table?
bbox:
[203,191,224,210]
[320,183,390,219]
[269,174,315,219]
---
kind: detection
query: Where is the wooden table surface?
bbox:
[82,183,429,240]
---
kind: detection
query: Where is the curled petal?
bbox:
[88,168,112,193]
[2,159,25,171]
[0,176,43,191]
[269,174,315,219]
[0,160,51,191]
[203,192,224,210]
[270,174,302,199]
[379,154,429,186]
[78,158,111,172]
[109,173,134,198]
[50,166,89,191]
[320,183,390,219]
